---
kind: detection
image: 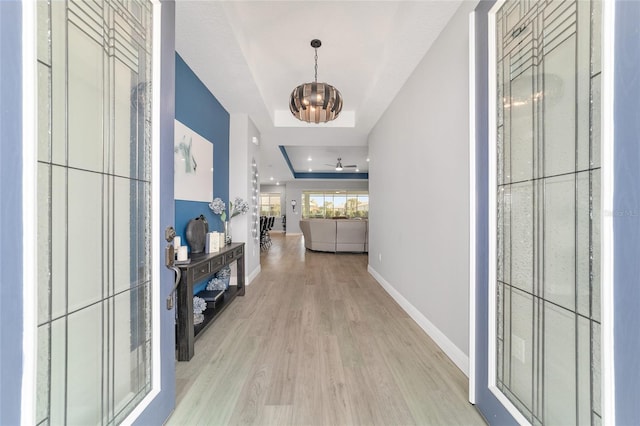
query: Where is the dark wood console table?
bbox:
[175,242,245,361]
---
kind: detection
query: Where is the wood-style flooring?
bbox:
[168,233,485,425]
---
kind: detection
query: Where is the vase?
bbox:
[185,215,207,253]
[224,221,232,245]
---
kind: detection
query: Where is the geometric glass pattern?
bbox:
[36,1,153,423]
[495,0,601,424]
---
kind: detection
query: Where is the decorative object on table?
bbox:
[206,276,226,291]
[209,196,249,244]
[205,231,220,253]
[185,214,208,253]
[206,265,231,291]
[176,246,188,262]
[193,295,207,325]
[224,221,230,245]
[291,199,297,213]
[289,39,343,124]
[226,197,249,244]
[197,289,224,304]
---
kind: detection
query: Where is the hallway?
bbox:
[169,234,485,425]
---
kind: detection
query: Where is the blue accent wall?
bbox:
[175,53,229,243]
[0,1,23,423]
[613,1,640,423]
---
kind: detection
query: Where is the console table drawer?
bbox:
[225,246,243,263]
[191,262,211,282]
[210,256,224,270]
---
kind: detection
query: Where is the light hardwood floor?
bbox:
[168,234,486,425]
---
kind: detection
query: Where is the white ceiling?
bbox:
[284,146,369,173]
[175,0,462,184]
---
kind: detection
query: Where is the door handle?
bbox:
[164,226,181,310]
[166,265,181,310]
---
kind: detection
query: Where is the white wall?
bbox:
[284,180,369,234]
[229,114,261,283]
[367,0,477,375]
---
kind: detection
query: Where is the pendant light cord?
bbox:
[314,48,318,83]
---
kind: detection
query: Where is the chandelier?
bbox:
[289,39,343,124]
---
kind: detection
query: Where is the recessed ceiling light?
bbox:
[307,156,312,161]
[366,157,370,162]
[276,182,280,186]
[270,176,274,181]
[355,168,359,172]
[308,168,312,172]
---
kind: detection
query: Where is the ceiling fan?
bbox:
[326,157,357,171]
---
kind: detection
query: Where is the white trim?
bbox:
[601,0,616,424]
[121,1,162,423]
[486,1,530,424]
[367,266,469,376]
[247,264,262,285]
[468,9,477,406]
[21,0,38,424]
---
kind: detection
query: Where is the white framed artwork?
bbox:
[174,119,213,202]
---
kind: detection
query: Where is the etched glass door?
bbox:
[491,0,601,423]
[36,1,155,423]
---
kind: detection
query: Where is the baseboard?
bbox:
[367,265,469,377]
[247,265,261,285]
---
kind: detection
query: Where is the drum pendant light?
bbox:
[289,39,343,124]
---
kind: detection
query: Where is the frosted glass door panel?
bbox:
[51,166,67,320]
[66,304,103,426]
[504,288,534,410]
[543,35,577,177]
[494,0,601,424]
[36,1,154,424]
[37,164,50,326]
[543,175,576,310]
[508,71,535,183]
[67,169,103,312]
[509,182,534,293]
[68,24,104,173]
[543,302,577,424]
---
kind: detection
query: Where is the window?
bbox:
[260,193,281,216]
[302,191,368,218]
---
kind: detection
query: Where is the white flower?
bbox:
[216,265,231,278]
[208,197,227,221]
[206,277,226,291]
[229,197,249,219]
[193,296,207,314]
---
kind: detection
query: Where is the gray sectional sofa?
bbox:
[299,219,368,253]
